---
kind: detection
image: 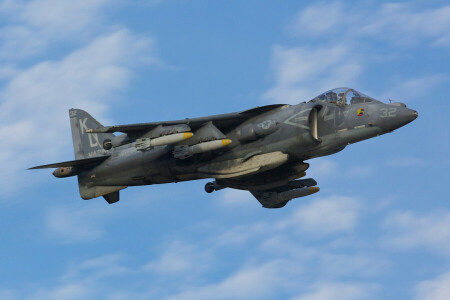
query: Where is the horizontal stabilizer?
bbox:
[28,155,110,170]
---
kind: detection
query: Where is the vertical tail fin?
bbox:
[69,109,126,202]
[69,109,115,159]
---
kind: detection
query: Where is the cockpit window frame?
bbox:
[310,88,377,106]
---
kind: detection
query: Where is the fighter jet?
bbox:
[30,88,418,208]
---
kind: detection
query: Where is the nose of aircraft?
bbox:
[376,105,418,133]
[389,107,418,131]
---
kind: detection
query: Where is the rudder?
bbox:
[69,109,115,159]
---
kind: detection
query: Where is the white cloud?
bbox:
[63,254,129,281]
[25,253,132,300]
[19,0,108,35]
[0,64,19,79]
[0,29,157,195]
[13,190,382,300]
[278,196,361,235]
[382,75,449,102]
[145,240,211,275]
[382,211,450,255]
[290,2,346,37]
[165,261,293,300]
[0,25,46,59]
[30,284,90,300]
[264,3,450,105]
[0,290,15,300]
[0,0,111,59]
[318,252,390,278]
[290,282,375,300]
[416,271,450,300]
[263,45,361,104]
[386,157,427,167]
[44,204,117,243]
[291,2,450,47]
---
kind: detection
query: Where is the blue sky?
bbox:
[0,0,449,299]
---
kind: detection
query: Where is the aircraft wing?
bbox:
[88,104,287,134]
[28,155,110,169]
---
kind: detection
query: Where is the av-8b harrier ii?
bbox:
[30,88,418,208]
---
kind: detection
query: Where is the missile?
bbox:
[278,186,320,202]
[190,139,231,154]
[173,139,232,159]
[136,132,193,150]
[258,185,320,208]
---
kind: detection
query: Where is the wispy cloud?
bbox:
[25,253,132,300]
[30,284,90,300]
[0,0,111,60]
[382,210,450,255]
[0,0,161,196]
[278,196,361,236]
[44,204,117,243]
[145,240,212,276]
[289,282,376,300]
[0,29,157,195]
[62,254,129,281]
[263,45,361,103]
[386,157,427,167]
[166,261,296,300]
[415,271,450,300]
[381,74,449,102]
[0,290,15,300]
[291,2,450,48]
[263,2,450,104]
[7,191,389,300]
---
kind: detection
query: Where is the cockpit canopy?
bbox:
[310,88,377,106]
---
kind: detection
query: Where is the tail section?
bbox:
[69,109,115,159]
[69,109,127,203]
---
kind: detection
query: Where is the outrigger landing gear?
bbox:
[205,182,215,193]
[204,181,225,193]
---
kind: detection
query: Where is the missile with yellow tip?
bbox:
[190,139,232,154]
[135,132,194,150]
[277,186,320,202]
[173,139,232,159]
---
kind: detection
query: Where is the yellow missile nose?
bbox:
[309,187,320,194]
[221,139,232,146]
[183,132,194,139]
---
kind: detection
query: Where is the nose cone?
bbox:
[405,108,418,124]
[398,107,418,127]
[376,105,418,133]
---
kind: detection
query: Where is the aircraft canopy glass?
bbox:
[311,88,376,106]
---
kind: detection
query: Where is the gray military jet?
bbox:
[30,88,417,208]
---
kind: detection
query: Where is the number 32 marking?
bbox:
[380,108,397,118]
